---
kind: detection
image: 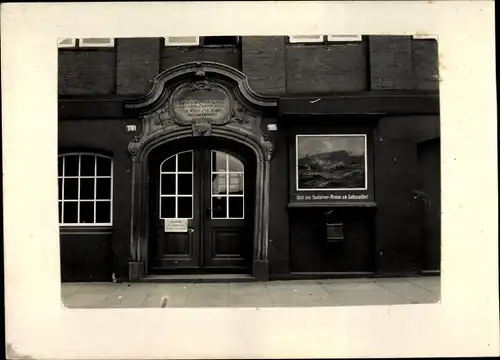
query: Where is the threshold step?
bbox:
[139,274,256,283]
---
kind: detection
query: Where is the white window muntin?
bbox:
[58,153,113,226]
[164,36,200,46]
[159,150,194,220]
[295,134,368,191]
[327,35,362,42]
[211,151,244,220]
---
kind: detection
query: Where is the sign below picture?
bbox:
[164,218,188,233]
[295,193,370,202]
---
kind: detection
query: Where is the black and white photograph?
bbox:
[55,33,442,308]
[3,2,498,359]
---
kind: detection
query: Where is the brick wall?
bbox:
[285,42,367,93]
[58,36,439,96]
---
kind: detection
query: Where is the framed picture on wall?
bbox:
[296,134,368,191]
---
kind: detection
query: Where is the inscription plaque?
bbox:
[171,82,232,124]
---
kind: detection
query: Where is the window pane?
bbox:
[96,201,111,223]
[96,178,111,200]
[212,174,227,195]
[58,178,63,200]
[212,197,227,218]
[96,157,111,176]
[58,202,62,223]
[228,154,244,172]
[80,178,95,200]
[229,197,244,218]
[212,151,227,172]
[178,174,192,195]
[64,155,79,176]
[161,156,176,172]
[63,178,78,200]
[58,157,63,176]
[160,197,176,218]
[63,201,78,223]
[80,155,95,176]
[228,174,244,195]
[161,174,176,195]
[177,152,192,172]
[80,201,94,224]
[178,197,193,218]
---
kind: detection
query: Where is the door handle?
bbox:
[188,228,194,233]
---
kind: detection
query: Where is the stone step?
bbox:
[138,274,256,283]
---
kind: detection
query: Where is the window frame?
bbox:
[57,38,115,49]
[327,35,362,42]
[164,36,200,47]
[289,35,363,44]
[58,152,114,227]
[412,34,438,40]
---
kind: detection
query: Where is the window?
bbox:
[164,36,200,46]
[211,151,244,219]
[159,151,194,219]
[296,134,368,191]
[58,153,113,225]
[289,35,324,43]
[164,36,239,47]
[412,34,437,40]
[327,35,362,42]
[57,38,115,48]
[289,35,362,43]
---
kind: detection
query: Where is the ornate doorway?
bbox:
[125,62,277,280]
[148,138,256,273]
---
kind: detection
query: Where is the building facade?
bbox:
[58,35,440,282]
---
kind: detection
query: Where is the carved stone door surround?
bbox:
[125,62,277,281]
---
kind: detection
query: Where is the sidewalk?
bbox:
[62,276,440,308]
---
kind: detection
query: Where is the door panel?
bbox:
[150,147,202,270]
[203,150,252,269]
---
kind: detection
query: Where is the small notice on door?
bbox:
[164,218,188,233]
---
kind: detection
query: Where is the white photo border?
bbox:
[2,1,498,359]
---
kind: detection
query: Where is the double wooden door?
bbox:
[149,139,254,273]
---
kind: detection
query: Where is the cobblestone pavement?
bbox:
[61,276,440,308]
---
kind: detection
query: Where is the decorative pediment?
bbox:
[125,62,278,158]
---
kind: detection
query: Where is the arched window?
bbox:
[58,153,113,226]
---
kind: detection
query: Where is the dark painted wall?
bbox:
[58,36,439,97]
[289,208,375,273]
[417,139,441,271]
[373,115,440,275]
[263,117,291,276]
[60,231,112,282]
[58,118,141,281]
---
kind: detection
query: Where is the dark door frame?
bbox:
[125,62,278,281]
